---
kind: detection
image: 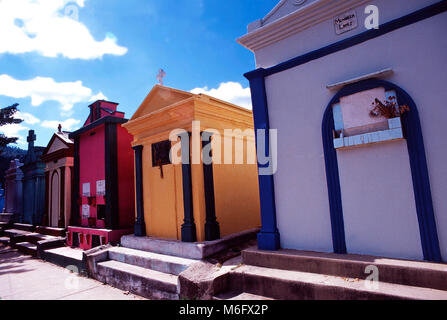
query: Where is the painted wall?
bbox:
[257,5,447,260]
[117,125,136,229]
[78,125,106,228]
[213,135,261,237]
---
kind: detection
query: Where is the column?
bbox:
[246,69,280,250]
[133,145,146,237]
[179,132,197,242]
[201,132,220,241]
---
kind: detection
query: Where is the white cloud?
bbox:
[89,92,108,102]
[16,111,40,125]
[0,74,104,115]
[191,82,252,110]
[0,123,29,146]
[41,118,81,131]
[0,0,127,59]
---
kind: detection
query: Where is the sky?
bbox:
[0,0,277,148]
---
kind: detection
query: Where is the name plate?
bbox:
[96,180,106,196]
[82,204,90,219]
[334,10,358,35]
[82,183,90,197]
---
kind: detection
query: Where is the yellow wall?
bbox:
[212,134,261,237]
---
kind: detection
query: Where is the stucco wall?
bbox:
[262,10,447,260]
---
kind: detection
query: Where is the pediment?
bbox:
[131,85,194,120]
[261,0,315,26]
[44,133,73,156]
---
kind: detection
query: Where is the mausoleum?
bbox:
[42,125,74,228]
[3,159,23,222]
[123,85,261,243]
[239,0,447,262]
[21,130,46,225]
[67,100,135,250]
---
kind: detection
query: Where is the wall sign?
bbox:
[334,10,358,35]
[82,204,90,219]
[82,183,90,197]
[96,180,106,196]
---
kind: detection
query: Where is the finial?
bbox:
[156,69,166,85]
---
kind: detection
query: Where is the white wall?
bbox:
[254,0,441,69]
[263,10,447,260]
[337,141,422,260]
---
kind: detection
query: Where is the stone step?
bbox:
[15,242,37,257]
[242,248,447,291]
[42,246,86,272]
[108,246,197,276]
[0,236,10,245]
[225,265,447,300]
[12,223,35,232]
[25,233,55,245]
[4,229,33,238]
[214,291,274,300]
[36,226,66,237]
[96,260,179,300]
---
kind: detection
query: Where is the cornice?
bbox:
[237,0,370,52]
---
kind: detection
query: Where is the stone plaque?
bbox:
[96,180,106,196]
[334,10,358,35]
[82,204,90,219]
[82,183,90,197]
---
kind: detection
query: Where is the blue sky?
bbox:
[0,0,277,148]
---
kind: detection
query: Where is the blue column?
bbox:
[245,69,280,251]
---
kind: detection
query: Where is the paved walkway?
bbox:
[0,245,145,300]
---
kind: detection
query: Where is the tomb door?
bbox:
[144,140,183,240]
[50,171,60,227]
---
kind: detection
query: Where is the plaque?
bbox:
[334,11,358,35]
[96,180,106,196]
[82,204,90,219]
[82,183,90,197]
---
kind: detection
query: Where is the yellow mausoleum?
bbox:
[123,85,261,242]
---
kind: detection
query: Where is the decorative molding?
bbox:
[327,68,393,91]
[238,0,371,52]
[245,1,447,79]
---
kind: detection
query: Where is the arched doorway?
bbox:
[50,171,60,227]
[322,79,441,262]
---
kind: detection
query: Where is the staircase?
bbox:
[214,247,447,300]
[89,246,198,300]
[2,224,65,257]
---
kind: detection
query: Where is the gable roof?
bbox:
[43,131,74,157]
[130,85,194,120]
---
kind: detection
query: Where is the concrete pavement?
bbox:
[0,244,145,300]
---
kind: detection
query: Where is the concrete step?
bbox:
[41,246,86,272]
[242,248,447,291]
[108,246,197,276]
[214,291,274,300]
[224,265,447,300]
[4,229,33,238]
[15,242,37,257]
[0,236,10,245]
[96,260,179,300]
[36,226,66,237]
[25,233,54,245]
[12,223,35,232]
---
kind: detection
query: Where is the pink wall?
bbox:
[78,125,106,228]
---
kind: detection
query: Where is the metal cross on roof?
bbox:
[157,69,166,85]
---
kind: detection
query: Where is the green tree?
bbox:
[0,103,24,148]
